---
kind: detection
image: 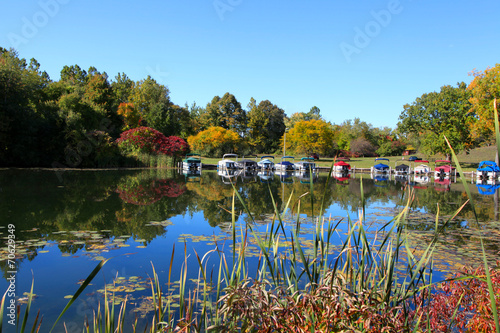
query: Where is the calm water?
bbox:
[1,168,499,332]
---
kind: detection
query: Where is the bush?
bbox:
[350,137,377,157]
[376,140,407,157]
[116,126,189,159]
[85,130,120,167]
[116,126,169,155]
[407,262,500,332]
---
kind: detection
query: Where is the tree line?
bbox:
[1,46,498,167]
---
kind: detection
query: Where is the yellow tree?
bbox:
[285,119,335,156]
[187,126,242,157]
[467,64,500,145]
[117,102,141,130]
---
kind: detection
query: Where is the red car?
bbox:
[309,153,319,160]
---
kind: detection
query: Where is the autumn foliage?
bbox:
[117,102,142,130]
[405,262,500,332]
[285,119,335,156]
[116,177,186,205]
[187,126,242,157]
[467,64,500,144]
[216,263,500,332]
[116,126,189,157]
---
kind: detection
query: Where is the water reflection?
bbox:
[1,168,498,261]
[1,168,500,329]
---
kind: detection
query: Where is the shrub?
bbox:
[116,176,186,205]
[407,262,500,332]
[376,140,407,157]
[350,137,378,157]
[116,126,189,158]
[85,130,120,167]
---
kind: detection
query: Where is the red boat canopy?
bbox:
[334,161,351,169]
[435,165,455,172]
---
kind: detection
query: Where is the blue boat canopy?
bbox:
[477,161,500,172]
[374,163,389,170]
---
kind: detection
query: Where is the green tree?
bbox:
[60,64,87,86]
[204,93,246,134]
[0,48,63,166]
[284,107,322,129]
[255,99,286,153]
[306,106,322,120]
[375,139,406,157]
[185,102,205,134]
[284,112,307,129]
[84,70,113,115]
[58,66,120,141]
[111,72,135,106]
[130,76,184,136]
[247,97,269,152]
[397,83,473,157]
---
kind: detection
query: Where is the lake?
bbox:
[1,168,499,332]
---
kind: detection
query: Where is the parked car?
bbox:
[408,156,420,161]
[309,153,319,160]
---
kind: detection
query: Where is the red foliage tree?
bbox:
[116,126,189,157]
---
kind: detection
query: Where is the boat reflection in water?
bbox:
[258,170,275,183]
[182,169,201,182]
[239,169,258,183]
[434,176,455,192]
[276,170,295,184]
[394,174,410,186]
[332,171,350,183]
[218,168,241,184]
[371,173,390,187]
[294,169,318,183]
[476,182,500,195]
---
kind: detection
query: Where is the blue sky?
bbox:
[1,0,499,129]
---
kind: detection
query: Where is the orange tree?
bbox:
[467,64,500,145]
[117,102,141,130]
[187,126,243,157]
[284,119,335,156]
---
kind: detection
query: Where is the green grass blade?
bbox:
[0,287,7,333]
[50,258,110,333]
[494,98,500,163]
[20,275,35,333]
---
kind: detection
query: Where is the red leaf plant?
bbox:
[405,261,500,332]
[116,177,186,206]
[116,126,189,157]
